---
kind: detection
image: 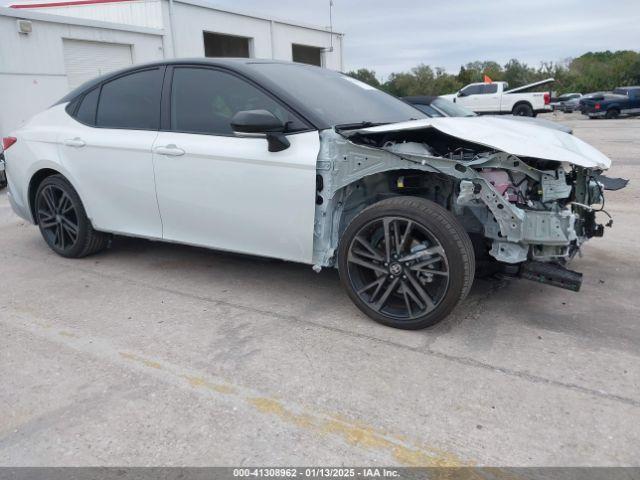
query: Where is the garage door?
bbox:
[63,39,133,90]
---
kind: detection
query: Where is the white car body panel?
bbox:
[54,106,163,239]
[352,117,611,169]
[3,107,64,221]
[152,130,319,263]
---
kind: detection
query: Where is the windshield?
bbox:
[431,97,477,117]
[248,63,425,127]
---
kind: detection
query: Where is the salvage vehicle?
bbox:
[580,86,640,119]
[440,78,554,117]
[3,59,615,329]
[402,95,572,134]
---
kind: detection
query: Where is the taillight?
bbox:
[544,92,550,105]
[2,137,17,151]
[595,103,601,110]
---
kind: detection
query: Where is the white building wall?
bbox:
[11,0,163,28]
[10,0,344,69]
[271,22,342,69]
[167,1,272,58]
[0,8,164,134]
[1,0,345,134]
[164,0,343,69]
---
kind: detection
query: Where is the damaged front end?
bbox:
[313,117,618,292]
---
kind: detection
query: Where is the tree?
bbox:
[346,68,381,88]
[503,59,533,88]
[350,50,640,98]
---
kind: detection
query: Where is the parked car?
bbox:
[551,93,582,112]
[402,95,573,134]
[440,79,554,117]
[580,86,640,119]
[3,59,615,329]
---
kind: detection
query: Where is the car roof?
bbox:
[55,58,346,130]
[56,57,312,105]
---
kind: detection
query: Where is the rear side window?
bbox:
[482,84,498,94]
[170,67,307,136]
[96,69,163,130]
[75,87,99,125]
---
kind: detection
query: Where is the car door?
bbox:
[152,65,319,263]
[474,83,499,112]
[58,67,164,238]
[455,84,483,111]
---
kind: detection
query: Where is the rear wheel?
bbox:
[605,108,620,119]
[35,174,109,258]
[338,197,475,330]
[512,103,534,117]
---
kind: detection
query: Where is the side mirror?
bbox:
[231,109,290,152]
[457,91,466,97]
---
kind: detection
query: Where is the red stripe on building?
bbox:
[11,0,133,9]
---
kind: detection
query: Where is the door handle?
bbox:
[63,137,86,148]
[153,144,185,156]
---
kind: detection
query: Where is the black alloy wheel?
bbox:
[35,174,109,258]
[37,183,79,252]
[338,197,475,330]
[346,216,450,321]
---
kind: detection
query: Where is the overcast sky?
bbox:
[208,0,640,80]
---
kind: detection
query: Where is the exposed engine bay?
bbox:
[312,119,617,292]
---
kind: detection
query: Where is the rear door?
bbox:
[474,83,500,112]
[58,67,164,238]
[152,65,319,263]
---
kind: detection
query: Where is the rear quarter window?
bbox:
[74,87,99,125]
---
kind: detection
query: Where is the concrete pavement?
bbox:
[1,113,639,466]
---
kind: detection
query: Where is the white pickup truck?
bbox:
[441,78,554,117]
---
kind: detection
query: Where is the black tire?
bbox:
[338,196,475,330]
[605,108,620,119]
[0,171,6,190]
[512,103,534,117]
[35,174,109,258]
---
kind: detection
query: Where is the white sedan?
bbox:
[3,59,613,329]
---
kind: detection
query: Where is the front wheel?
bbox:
[338,197,475,330]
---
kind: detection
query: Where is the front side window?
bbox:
[461,84,482,96]
[96,68,163,130]
[170,67,307,136]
